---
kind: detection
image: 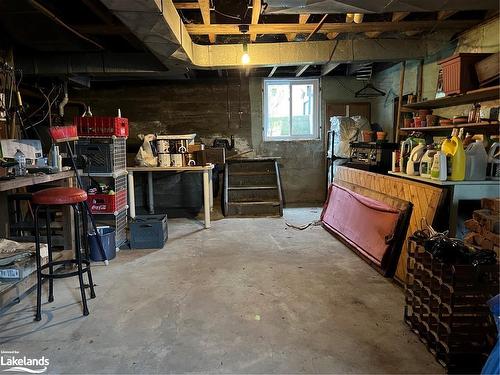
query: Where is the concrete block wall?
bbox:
[70,76,366,205]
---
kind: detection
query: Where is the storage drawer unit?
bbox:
[129,215,168,249]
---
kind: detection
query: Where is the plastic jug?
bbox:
[465,140,488,180]
[488,142,500,180]
[441,136,466,181]
[399,138,418,174]
[420,147,437,178]
[430,149,447,181]
[406,142,426,175]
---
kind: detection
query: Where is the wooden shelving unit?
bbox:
[402,85,500,111]
[400,122,499,133]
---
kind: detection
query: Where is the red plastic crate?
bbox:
[87,190,127,214]
[75,116,129,137]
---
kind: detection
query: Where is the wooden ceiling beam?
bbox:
[365,12,410,38]
[404,10,453,37]
[306,14,329,41]
[197,0,215,43]
[185,19,478,35]
[250,0,262,42]
[287,14,310,41]
[295,65,310,77]
[175,2,200,9]
[437,10,458,20]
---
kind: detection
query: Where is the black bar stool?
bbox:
[32,187,96,321]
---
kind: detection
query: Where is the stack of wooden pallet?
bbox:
[464,198,500,256]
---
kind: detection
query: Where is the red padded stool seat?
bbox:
[32,187,87,206]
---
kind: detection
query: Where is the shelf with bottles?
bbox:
[400,122,499,133]
[401,85,500,111]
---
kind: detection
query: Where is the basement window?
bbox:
[263,78,320,141]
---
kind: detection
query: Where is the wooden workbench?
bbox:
[335,167,447,282]
[0,170,76,309]
[127,165,214,229]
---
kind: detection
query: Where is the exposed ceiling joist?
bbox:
[287,14,310,41]
[268,66,278,77]
[306,14,329,41]
[438,10,458,20]
[198,0,215,43]
[295,65,310,77]
[326,32,339,39]
[175,2,200,9]
[321,62,341,76]
[185,19,478,35]
[250,0,262,42]
[366,11,410,38]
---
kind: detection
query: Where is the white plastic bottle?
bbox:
[431,149,447,181]
[406,142,426,176]
[420,146,437,178]
[465,140,488,180]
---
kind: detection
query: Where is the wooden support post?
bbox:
[395,60,406,143]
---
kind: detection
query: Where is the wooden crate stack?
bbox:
[464,198,500,256]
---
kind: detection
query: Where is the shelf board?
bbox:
[402,85,500,110]
[400,122,499,133]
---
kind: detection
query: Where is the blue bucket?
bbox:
[88,226,116,262]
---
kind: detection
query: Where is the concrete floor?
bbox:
[0,208,442,374]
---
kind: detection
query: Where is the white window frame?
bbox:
[263,78,320,141]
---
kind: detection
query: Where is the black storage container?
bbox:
[129,214,168,249]
[76,138,126,174]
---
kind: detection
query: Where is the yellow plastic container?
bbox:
[441,136,466,181]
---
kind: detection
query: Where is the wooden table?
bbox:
[0,170,76,309]
[388,172,500,237]
[127,165,214,229]
[0,170,76,248]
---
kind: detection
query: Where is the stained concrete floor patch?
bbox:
[0,208,443,374]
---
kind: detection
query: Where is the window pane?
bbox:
[266,84,290,137]
[291,84,314,136]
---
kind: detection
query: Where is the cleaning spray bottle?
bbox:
[406,141,426,175]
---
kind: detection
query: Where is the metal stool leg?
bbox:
[34,205,42,321]
[80,203,96,299]
[73,204,89,316]
[46,206,54,303]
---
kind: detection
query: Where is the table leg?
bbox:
[0,192,9,238]
[148,172,154,214]
[209,168,213,210]
[203,170,211,229]
[128,171,136,219]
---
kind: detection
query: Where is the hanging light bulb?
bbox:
[241,42,250,65]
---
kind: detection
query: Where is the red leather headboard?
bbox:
[321,183,412,277]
